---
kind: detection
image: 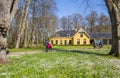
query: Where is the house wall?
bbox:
[49,37,72,45]
[73,32,90,45]
[49,32,90,45]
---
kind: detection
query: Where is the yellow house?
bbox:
[49,28,90,45]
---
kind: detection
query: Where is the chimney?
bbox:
[75,28,78,31]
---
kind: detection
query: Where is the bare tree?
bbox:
[96,13,111,32]
[86,11,98,33]
[15,0,31,48]
[0,0,57,50]
[66,16,73,30]
[36,0,57,43]
[0,0,18,63]
[60,13,86,31]
[29,0,37,47]
[72,13,84,29]
[60,16,68,30]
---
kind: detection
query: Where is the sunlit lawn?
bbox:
[54,45,111,50]
[1,45,120,78]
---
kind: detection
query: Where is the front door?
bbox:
[64,40,67,45]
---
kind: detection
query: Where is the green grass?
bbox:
[54,45,111,50]
[1,45,120,78]
[8,46,44,52]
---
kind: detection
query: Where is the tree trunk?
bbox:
[24,15,29,48]
[0,0,18,63]
[30,0,36,47]
[105,0,120,57]
[15,0,31,48]
[15,0,26,48]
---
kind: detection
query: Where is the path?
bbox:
[7,50,44,57]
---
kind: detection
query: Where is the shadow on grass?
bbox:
[53,48,109,57]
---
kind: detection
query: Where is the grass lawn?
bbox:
[1,45,120,78]
[54,45,111,49]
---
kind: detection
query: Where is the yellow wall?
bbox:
[49,31,90,45]
[49,37,72,45]
[73,32,90,45]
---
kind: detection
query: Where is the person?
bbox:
[47,41,52,51]
[99,40,103,48]
[92,40,97,48]
[45,40,48,52]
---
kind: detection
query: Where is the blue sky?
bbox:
[54,0,108,18]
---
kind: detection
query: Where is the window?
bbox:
[56,40,58,44]
[77,39,80,44]
[60,40,62,45]
[51,40,53,44]
[83,39,86,44]
[56,34,59,37]
[64,40,67,45]
[69,40,72,44]
[66,34,70,37]
[80,33,83,37]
